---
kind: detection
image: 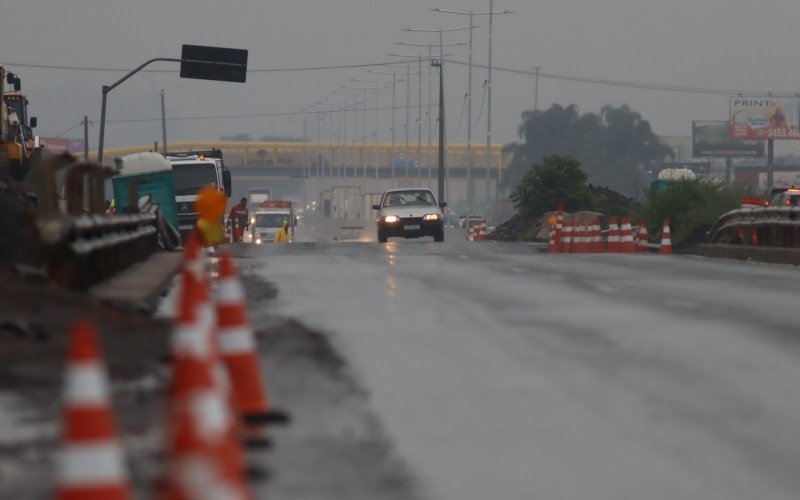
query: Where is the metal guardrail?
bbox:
[39,213,159,290]
[708,206,800,246]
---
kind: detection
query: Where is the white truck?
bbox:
[166,149,231,239]
[250,200,295,244]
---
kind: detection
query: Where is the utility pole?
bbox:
[432,57,445,203]
[392,72,397,185]
[160,89,167,155]
[532,66,541,111]
[83,116,89,161]
[417,54,423,182]
[485,0,495,222]
[405,63,410,179]
[433,3,513,222]
[467,11,474,227]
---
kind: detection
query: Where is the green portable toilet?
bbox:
[112,152,178,228]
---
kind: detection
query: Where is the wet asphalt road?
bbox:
[233,228,800,500]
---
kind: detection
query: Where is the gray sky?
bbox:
[3,0,800,153]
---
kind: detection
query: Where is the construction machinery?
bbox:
[0,66,40,180]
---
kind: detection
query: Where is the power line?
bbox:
[6,58,799,96]
[444,58,800,97]
[0,60,405,74]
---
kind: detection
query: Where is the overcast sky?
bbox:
[3,0,799,153]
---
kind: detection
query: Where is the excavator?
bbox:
[0,66,40,180]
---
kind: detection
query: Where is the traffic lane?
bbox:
[244,242,800,500]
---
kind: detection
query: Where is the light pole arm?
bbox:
[98,57,181,164]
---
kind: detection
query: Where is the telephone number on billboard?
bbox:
[766,128,800,139]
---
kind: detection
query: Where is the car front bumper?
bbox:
[379,217,443,238]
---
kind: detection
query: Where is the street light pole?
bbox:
[160,89,168,155]
[417,54,423,183]
[97,56,181,164]
[433,4,512,221]
[432,57,445,204]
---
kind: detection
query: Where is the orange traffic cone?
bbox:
[164,356,251,500]
[620,217,635,253]
[660,219,673,255]
[574,221,585,254]
[163,281,252,499]
[591,217,603,253]
[636,221,649,253]
[607,217,620,253]
[562,219,573,254]
[216,253,290,426]
[57,320,130,500]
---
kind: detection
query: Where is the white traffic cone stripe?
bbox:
[57,442,127,484]
[215,278,245,304]
[178,457,246,500]
[190,391,232,442]
[172,325,213,359]
[64,363,109,405]
[218,326,256,354]
[186,258,206,283]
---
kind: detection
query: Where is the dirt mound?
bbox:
[589,184,640,216]
[488,213,536,242]
[489,185,639,242]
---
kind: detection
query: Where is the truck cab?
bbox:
[166,149,231,239]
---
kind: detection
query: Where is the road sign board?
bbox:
[180,45,248,83]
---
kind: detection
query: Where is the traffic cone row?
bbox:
[547,210,673,256]
[56,233,289,499]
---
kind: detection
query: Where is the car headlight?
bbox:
[256,238,262,244]
[384,215,399,223]
[423,214,441,221]
[250,217,256,224]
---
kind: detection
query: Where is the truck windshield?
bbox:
[255,214,288,228]
[172,163,217,195]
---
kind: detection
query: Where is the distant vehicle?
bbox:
[247,188,272,212]
[373,188,445,243]
[457,215,484,229]
[770,187,800,207]
[250,200,295,244]
[166,149,231,239]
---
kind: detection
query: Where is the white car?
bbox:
[373,188,446,243]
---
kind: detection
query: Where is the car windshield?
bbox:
[172,163,217,195]
[383,190,436,207]
[255,213,288,228]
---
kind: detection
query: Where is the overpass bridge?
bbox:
[95,140,507,176]
[94,140,512,219]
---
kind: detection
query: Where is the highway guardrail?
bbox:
[38,212,158,289]
[708,206,800,247]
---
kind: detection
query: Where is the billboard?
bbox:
[692,121,764,158]
[41,137,84,155]
[729,97,800,140]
